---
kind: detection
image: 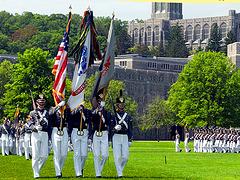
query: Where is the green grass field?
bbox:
[1,141,240,179]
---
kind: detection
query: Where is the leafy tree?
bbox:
[206,24,221,52]
[84,74,138,118]
[148,43,165,57]
[129,44,150,56]
[12,24,38,42]
[1,48,53,117]
[0,60,13,119]
[0,33,9,52]
[139,97,174,131]
[165,24,189,58]
[168,51,240,128]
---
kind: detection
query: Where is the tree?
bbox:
[1,48,53,118]
[0,60,13,119]
[167,51,240,128]
[129,44,150,56]
[148,43,165,57]
[139,97,174,131]
[206,24,221,52]
[84,74,138,118]
[222,30,237,54]
[165,24,189,58]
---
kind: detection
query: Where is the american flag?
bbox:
[52,12,72,105]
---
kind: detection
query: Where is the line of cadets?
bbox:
[0,91,133,179]
[193,127,240,153]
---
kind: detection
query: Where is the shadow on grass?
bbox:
[39,176,184,179]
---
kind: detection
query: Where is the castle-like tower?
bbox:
[151,2,183,20]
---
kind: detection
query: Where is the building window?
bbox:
[120,61,127,67]
[203,24,209,39]
[220,23,227,39]
[154,26,160,45]
[140,28,144,45]
[147,62,157,69]
[194,24,201,40]
[186,25,193,41]
[146,26,152,46]
[133,28,138,44]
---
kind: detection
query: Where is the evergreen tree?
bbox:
[206,24,221,52]
[222,30,237,54]
[165,24,189,58]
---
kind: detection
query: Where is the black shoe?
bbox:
[76,175,83,178]
[34,177,39,179]
[118,176,123,178]
[189,150,191,152]
[180,149,182,152]
[56,173,62,179]
[96,176,101,178]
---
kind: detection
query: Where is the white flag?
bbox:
[68,30,91,111]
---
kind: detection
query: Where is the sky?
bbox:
[1,0,240,20]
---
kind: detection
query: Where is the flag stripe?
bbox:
[52,12,71,106]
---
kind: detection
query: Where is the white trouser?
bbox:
[208,140,214,153]
[71,128,88,176]
[52,127,68,176]
[184,139,190,152]
[1,134,9,156]
[19,137,24,156]
[31,131,49,178]
[24,133,32,159]
[9,136,16,154]
[113,134,129,177]
[175,139,181,152]
[194,140,199,152]
[93,131,109,177]
[203,140,208,153]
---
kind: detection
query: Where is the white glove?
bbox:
[100,101,105,107]
[36,125,42,131]
[58,101,66,107]
[128,141,132,147]
[114,124,122,131]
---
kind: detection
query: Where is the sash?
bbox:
[116,112,128,129]
[2,124,9,135]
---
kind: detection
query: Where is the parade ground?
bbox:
[0,141,240,179]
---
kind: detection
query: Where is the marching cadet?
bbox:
[18,121,25,156]
[91,93,112,178]
[184,128,191,152]
[0,117,10,156]
[111,90,133,178]
[24,116,33,160]
[9,123,16,155]
[69,104,92,178]
[175,130,182,152]
[49,101,69,179]
[29,94,50,179]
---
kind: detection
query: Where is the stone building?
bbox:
[128,2,240,50]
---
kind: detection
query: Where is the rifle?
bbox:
[29,90,36,110]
